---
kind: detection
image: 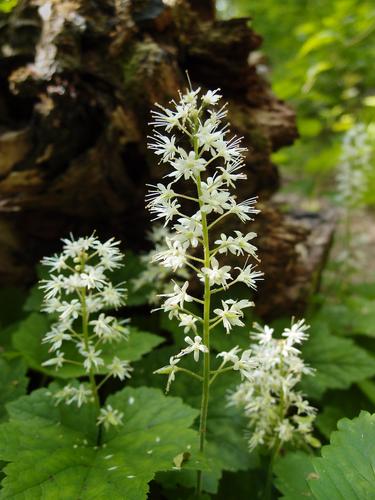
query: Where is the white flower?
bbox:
[57,299,81,321]
[282,319,310,346]
[148,132,177,162]
[251,323,274,344]
[79,265,107,289]
[154,356,180,393]
[107,357,133,381]
[100,283,127,308]
[196,122,222,152]
[40,274,66,299]
[214,299,253,334]
[90,313,121,342]
[232,350,256,380]
[230,197,260,223]
[178,313,198,333]
[159,281,193,310]
[174,214,202,248]
[97,404,124,429]
[81,345,104,372]
[276,420,294,443]
[41,253,67,272]
[177,336,209,362]
[217,346,241,364]
[42,325,72,352]
[61,234,96,258]
[42,350,65,369]
[217,159,247,187]
[235,264,263,289]
[200,257,232,288]
[153,238,189,270]
[149,198,181,224]
[202,89,222,106]
[169,150,207,181]
[53,384,93,407]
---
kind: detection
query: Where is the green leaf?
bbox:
[133,346,258,493]
[298,30,336,58]
[12,313,163,378]
[0,358,28,422]
[309,412,375,499]
[274,451,316,499]
[275,412,375,499]
[301,323,375,398]
[0,386,200,499]
[23,285,43,313]
[0,0,18,13]
[316,386,375,439]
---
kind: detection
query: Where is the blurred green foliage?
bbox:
[0,0,17,13]
[217,0,375,198]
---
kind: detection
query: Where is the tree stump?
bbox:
[0,0,335,316]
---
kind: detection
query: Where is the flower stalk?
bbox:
[147,84,264,494]
[39,234,132,432]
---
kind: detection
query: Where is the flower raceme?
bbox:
[40,234,130,430]
[229,319,319,452]
[146,84,263,492]
[336,123,373,209]
[147,86,263,386]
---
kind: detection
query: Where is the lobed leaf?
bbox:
[0,386,200,499]
[275,412,375,499]
[301,323,375,398]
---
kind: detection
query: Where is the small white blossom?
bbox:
[235,264,263,289]
[82,345,104,372]
[200,257,232,288]
[202,89,222,106]
[178,313,198,333]
[213,299,254,334]
[154,356,180,393]
[177,336,209,362]
[53,383,93,408]
[97,405,124,429]
[217,346,241,364]
[42,324,72,352]
[42,350,65,369]
[159,281,193,310]
[107,357,133,381]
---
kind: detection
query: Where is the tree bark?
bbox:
[0,0,334,316]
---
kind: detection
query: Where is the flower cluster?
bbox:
[147,85,263,393]
[132,225,190,304]
[336,123,373,209]
[40,234,132,422]
[229,320,319,451]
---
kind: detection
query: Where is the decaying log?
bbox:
[0,0,335,316]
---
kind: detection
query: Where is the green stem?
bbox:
[196,171,211,495]
[264,441,281,500]
[80,287,100,416]
[177,367,204,381]
[209,366,233,386]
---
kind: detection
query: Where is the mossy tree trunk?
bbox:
[0,0,334,316]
